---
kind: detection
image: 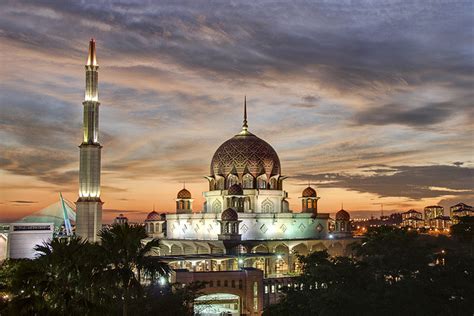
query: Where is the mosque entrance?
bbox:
[194,293,240,316]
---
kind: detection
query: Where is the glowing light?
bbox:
[159,276,167,286]
[276,254,283,260]
[238,258,244,264]
[328,234,334,239]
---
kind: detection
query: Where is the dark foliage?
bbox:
[265,227,474,316]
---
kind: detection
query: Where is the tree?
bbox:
[266,227,474,316]
[0,224,170,316]
[98,223,170,316]
[0,236,109,315]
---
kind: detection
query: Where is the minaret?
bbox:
[76,39,103,242]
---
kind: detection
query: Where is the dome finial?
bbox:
[241,96,248,133]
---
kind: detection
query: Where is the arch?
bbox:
[257,174,267,189]
[170,244,182,255]
[182,243,196,255]
[328,242,344,257]
[252,244,269,253]
[269,177,278,189]
[243,173,254,189]
[311,242,327,253]
[212,200,222,213]
[292,243,309,256]
[227,174,239,188]
[216,176,225,190]
[261,199,274,213]
[274,243,289,254]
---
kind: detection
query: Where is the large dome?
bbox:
[211,132,281,177]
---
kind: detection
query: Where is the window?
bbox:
[271,284,275,293]
[224,280,228,287]
[217,280,221,287]
[239,279,243,289]
[243,174,254,189]
[265,285,269,294]
[209,280,213,287]
[227,174,239,188]
[232,280,235,288]
[253,281,259,312]
[257,176,267,189]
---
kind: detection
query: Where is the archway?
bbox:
[194,293,240,316]
[252,244,269,253]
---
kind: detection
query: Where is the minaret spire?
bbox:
[86,38,98,66]
[76,39,103,242]
[240,96,249,134]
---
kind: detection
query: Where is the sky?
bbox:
[0,0,473,223]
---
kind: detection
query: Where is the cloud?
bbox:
[10,200,38,204]
[296,164,474,200]
[353,100,473,128]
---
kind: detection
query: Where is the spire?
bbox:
[86,38,98,66]
[241,96,249,134]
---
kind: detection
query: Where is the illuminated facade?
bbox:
[164,101,330,242]
[76,39,103,242]
[143,100,354,314]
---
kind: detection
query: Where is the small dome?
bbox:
[302,186,317,197]
[336,209,350,221]
[228,183,244,196]
[221,208,238,221]
[177,188,192,199]
[145,211,161,221]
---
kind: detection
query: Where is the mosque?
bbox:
[142,101,354,315]
[76,39,354,315]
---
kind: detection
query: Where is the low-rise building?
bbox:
[450,203,473,223]
[401,210,423,228]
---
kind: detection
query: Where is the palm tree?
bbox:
[1,236,109,315]
[98,223,170,316]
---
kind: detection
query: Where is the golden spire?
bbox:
[86,38,98,66]
[240,96,249,134]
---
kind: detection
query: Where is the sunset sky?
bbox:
[1,1,473,223]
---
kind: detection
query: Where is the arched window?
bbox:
[243,174,254,189]
[216,177,224,190]
[227,174,239,188]
[212,200,222,213]
[269,177,278,189]
[257,175,267,189]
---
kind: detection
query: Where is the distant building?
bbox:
[429,216,452,230]
[7,223,54,259]
[401,210,424,228]
[424,205,444,221]
[450,203,473,223]
[113,214,128,225]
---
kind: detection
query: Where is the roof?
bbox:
[336,209,350,221]
[177,188,192,199]
[302,186,317,198]
[221,208,238,221]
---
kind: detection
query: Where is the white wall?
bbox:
[166,213,328,241]
[7,223,54,259]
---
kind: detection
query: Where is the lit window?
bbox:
[265,285,269,294]
[271,285,275,293]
